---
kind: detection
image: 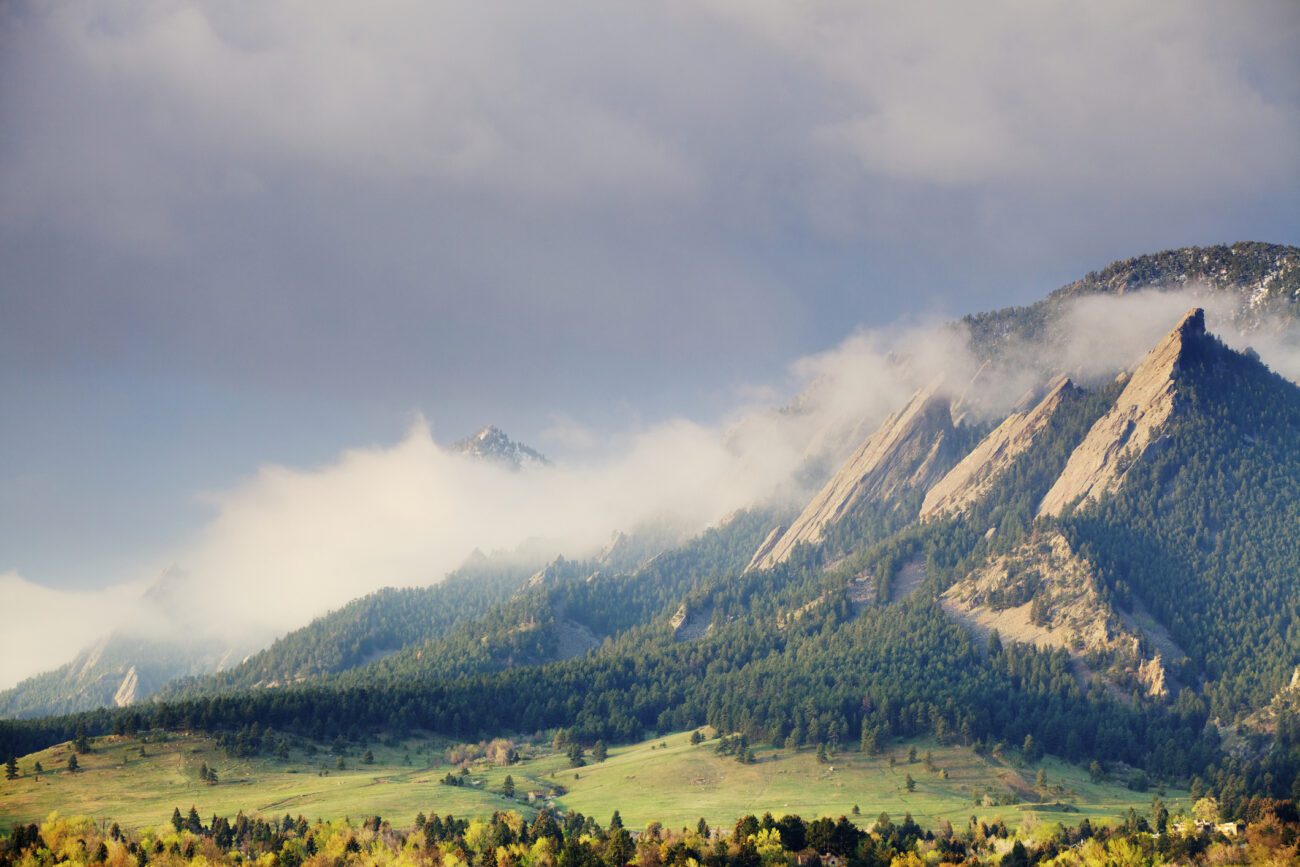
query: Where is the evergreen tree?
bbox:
[67,754,79,773]
[502,774,515,798]
[905,773,915,792]
[592,740,608,762]
[4,755,17,780]
[606,827,634,867]
[171,808,183,832]
[362,749,375,765]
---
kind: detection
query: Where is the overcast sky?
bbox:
[2,0,1299,598]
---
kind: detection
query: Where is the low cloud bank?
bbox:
[3,290,1297,689]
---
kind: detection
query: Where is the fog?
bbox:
[4,288,1296,689]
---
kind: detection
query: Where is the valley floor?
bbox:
[2,730,1182,834]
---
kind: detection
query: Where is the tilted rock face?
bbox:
[113,666,140,707]
[748,383,957,571]
[921,376,1078,519]
[744,524,786,573]
[1038,308,1205,517]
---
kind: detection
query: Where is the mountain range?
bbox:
[3,241,1300,814]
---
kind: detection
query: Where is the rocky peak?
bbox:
[921,375,1079,520]
[748,381,959,571]
[1038,308,1207,517]
[453,425,550,471]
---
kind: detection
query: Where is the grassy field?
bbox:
[1,729,1184,834]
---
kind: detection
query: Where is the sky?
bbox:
[1,1,1299,683]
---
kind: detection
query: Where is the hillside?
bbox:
[963,242,1300,356]
[0,634,238,721]
[154,553,544,700]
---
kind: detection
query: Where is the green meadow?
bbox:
[1,729,1184,834]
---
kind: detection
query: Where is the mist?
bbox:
[3,289,1298,690]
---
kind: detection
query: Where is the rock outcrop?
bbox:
[669,601,713,642]
[748,383,958,571]
[744,524,786,573]
[1038,308,1205,517]
[921,376,1078,519]
[941,530,1171,696]
[113,666,140,707]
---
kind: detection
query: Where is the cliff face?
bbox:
[920,376,1078,520]
[748,383,958,571]
[1038,308,1205,517]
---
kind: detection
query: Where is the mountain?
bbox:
[747,382,964,571]
[452,425,550,470]
[0,566,250,720]
[920,376,1081,520]
[153,551,546,700]
[6,244,1300,819]
[963,242,1299,359]
[1038,308,1203,516]
[0,632,234,720]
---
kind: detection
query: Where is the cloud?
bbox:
[0,572,144,689]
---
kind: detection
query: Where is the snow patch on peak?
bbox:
[452,425,551,471]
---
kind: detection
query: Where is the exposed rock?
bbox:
[553,619,601,660]
[112,666,140,707]
[523,557,566,591]
[888,557,929,603]
[1242,666,1300,737]
[744,524,786,573]
[1038,308,1206,517]
[748,382,958,571]
[669,602,713,642]
[921,376,1078,519]
[941,530,1168,696]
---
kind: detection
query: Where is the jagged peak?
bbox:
[453,424,550,471]
[747,380,960,571]
[921,375,1078,520]
[1038,307,1211,517]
